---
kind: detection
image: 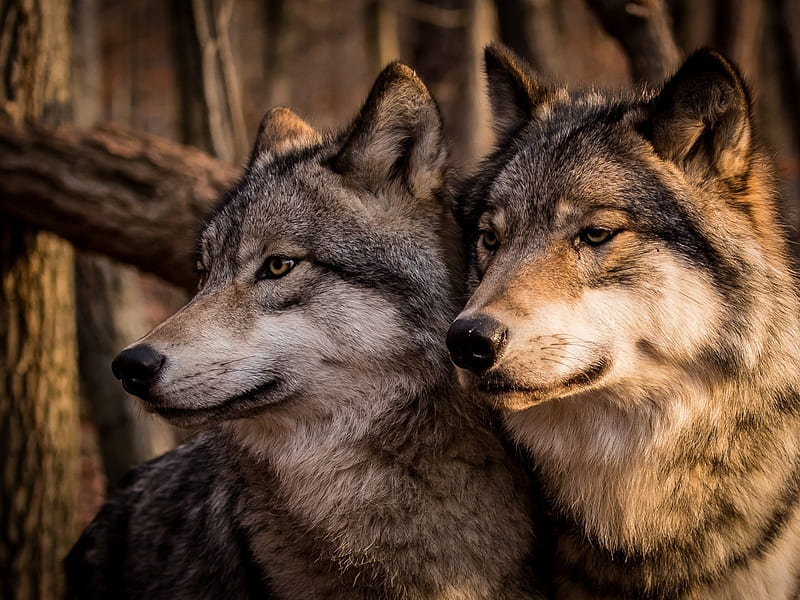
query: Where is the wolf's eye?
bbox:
[480,229,500,252]
[257,256,296,280]
[580,228,615,246]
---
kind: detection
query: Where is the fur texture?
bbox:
[448,43,800,599]
[66,62,541,599]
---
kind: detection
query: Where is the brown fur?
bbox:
[449,44,800,599]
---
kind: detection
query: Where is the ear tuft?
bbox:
[484,43,547,141]
[640,48,753,182]
[332,61,446,201]
[249,107,321,164]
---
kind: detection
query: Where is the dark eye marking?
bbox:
[194,260,209,289]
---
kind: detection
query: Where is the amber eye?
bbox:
[256,256,296,280]
[480,229,500,252]
[580,228,615,246]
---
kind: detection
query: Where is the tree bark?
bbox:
[0,1,80,598]
[585,0,681,85]
[0,123,238,290]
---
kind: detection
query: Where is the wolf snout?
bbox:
[446,315,508,373]
[112,344,165,399]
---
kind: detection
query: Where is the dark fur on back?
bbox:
[66,434,270,598]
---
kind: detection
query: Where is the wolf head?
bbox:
[448,44,796,412]
[112,63,459,429]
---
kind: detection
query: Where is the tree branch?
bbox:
[0,123,238,290]
[585,0,681,85]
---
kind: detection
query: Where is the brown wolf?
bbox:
[66,63,541,599]
[447,43,800,599]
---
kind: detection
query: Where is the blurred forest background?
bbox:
[2,0,800,597]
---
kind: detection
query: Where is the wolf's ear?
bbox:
[249,107,321,164]
[331,62,446,200]
[640,49,753,183]
[484,43,547,140]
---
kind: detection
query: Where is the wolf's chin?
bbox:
[468,357,612,410]
[145,378,283,428]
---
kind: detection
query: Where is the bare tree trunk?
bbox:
[172,0,249,163]
[666,0,715,54]
[715,0,765,80]
[0,1,80,598]
[366,0,401,73]
[0,123,237,290]
[758,0,800,254]
[493,0,564,79]
[262,0,292,109]
[402,0,483,168]
[585,0,681,84]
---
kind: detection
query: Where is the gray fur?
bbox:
[66,62,541,599]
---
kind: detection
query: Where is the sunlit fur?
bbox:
[452,44,800,599]
[66,63,541,599]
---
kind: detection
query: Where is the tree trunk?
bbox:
[402,0,483,169]
[74,256,177,486]
[172,0,249,163]
[585,0,681,85]
[0,1,80,598]
[493,0,564,79]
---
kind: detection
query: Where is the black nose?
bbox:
[446,315,508,373]
[111,345,165,399]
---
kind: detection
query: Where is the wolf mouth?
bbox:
[149,378,282,423]
[478,358,611,399]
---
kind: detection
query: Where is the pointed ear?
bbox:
[248,107,321,164]
[331,62,446,200]
[484,43,547,140]
[640,49,753,183]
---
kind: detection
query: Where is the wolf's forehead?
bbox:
[201,172,368,261]
[488,126,635,226]
[201,172,344,257]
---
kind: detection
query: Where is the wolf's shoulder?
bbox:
[64,430,272,599]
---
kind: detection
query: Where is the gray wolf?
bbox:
[447,43,800,599]
[65,62,541,599]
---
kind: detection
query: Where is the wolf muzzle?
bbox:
[446,314,508,373]
[112,344,165,399]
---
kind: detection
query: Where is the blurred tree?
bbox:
[72,0,176,491]
[494,0,564,78]
[173,0,250,163]
[403,0,484,168]
[0,1,80,598]
[586,0,680,84]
